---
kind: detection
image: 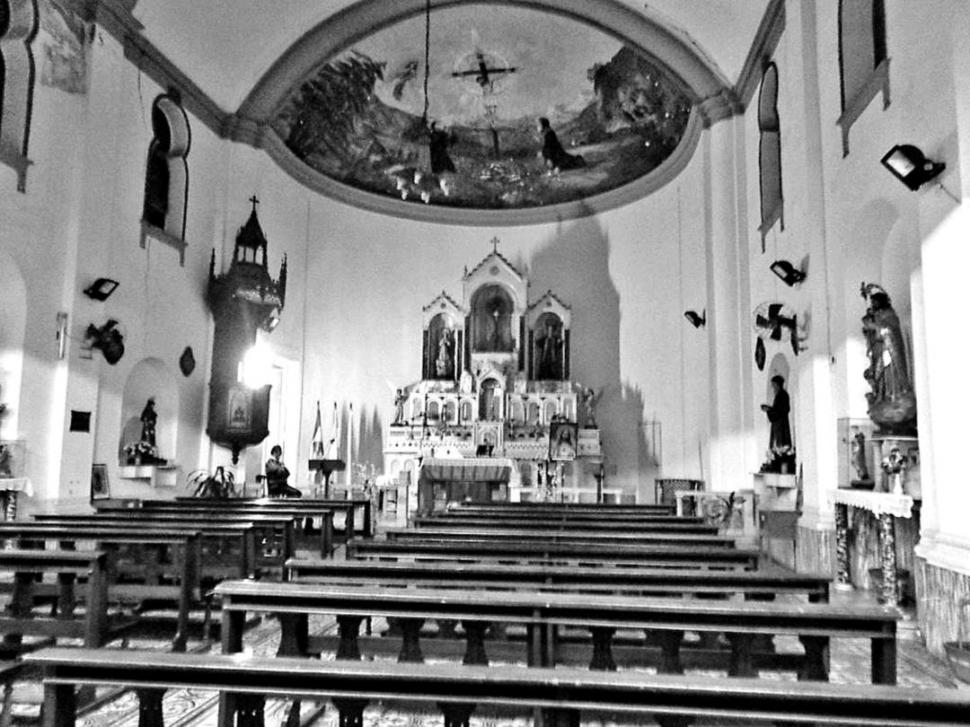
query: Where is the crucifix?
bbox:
[249,194,259,212]
[452,50,517,158]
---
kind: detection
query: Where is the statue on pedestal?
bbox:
[860,283,916,434]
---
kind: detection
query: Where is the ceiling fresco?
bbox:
[270,4,692,210]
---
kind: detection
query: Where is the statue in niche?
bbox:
[459,370,474,394]
[393,389,407,425]
[860,282,917,433]
[435,328,454,379]
[140,398,158,447]
[536,318,563,380]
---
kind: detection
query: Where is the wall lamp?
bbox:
[684,309,706,328]
[83,277,120,301]
[881,144,945,191]
[769,259,806,287]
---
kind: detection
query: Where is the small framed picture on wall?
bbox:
[90,463,110,500]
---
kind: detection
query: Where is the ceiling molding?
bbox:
[243,109,704,227]
[96,0,229,137]
[734,0,786,109]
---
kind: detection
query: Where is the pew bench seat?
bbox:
[24,648,970,727]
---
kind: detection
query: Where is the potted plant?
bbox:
[185,466,236,499]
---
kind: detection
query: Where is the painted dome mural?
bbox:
[270,4,692,211]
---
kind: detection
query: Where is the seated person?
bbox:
[264,444,302,498]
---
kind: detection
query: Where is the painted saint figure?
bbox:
[536,320,563,380]
[537,117,585,173]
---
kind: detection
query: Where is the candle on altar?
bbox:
[345,402,354,487]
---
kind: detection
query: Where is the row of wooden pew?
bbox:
[14,500,970,725]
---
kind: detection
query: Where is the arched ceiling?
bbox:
[132,0,768,112]
[127,0,771,223]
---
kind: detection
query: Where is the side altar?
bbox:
[382,240,602,514]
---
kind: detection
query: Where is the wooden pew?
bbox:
[414,515,717,532]
[30,515,290,580]
[448,502,675,515]
[0,550,134,655]
[285,558,831,602]
[89,501,336,556]
[27,647,970,727]
[347,539,760,569]
[169,496,371,537]
[382,527,735,547]
[214,580,898,684]
[0,524,200,652]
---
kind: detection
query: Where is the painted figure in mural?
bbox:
[761,375,792,451]
[860,282,916,432]
[435,329,454,379]
[140,398,157,447]
[537,117,585,173]
[265,444,301,498]
[537,320,563,379]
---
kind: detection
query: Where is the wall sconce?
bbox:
[684,309,706,328]
[770,259,806,286]
[881,144,945,191]
[83,277,120,301]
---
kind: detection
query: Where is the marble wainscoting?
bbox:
[914,558,970,656]
[795,524,836,576]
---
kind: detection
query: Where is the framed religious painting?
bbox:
[226,386,252,432]
[549,422,578,461]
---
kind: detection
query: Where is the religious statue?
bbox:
[435,328,454,379]
[760,375,792,451]
[392,389,407,425]
[140,398,157,447]
[0,444,11,478]
[581,387,600,428]
[860,282,916,433]
[459,369,474,394]
[851,431,870,482]
[536,320,563,379]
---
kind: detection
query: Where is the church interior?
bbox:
[2,0,970,724]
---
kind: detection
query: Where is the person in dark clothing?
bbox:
[264,444,302,498]
[537,117,585,173]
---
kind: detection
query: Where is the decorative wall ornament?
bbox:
[178,346,195,376]
[85,319,125,365]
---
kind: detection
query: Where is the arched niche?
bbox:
[765,353,793,447]
[470,284,515,353]
[533,311,565,380]
[842,198,900,413]
[0,248,27,438]
[119,357,179,463]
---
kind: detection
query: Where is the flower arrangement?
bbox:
[760,445,796,474]
[186,466,236,499]
[880,447,908,475]
[123,440,160,465]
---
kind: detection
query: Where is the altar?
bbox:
[383,241,602,518]
[416,457,520,515]
[831,488,917,607]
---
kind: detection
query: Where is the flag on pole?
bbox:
[311,401,324,457]
[324,401,339,460]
